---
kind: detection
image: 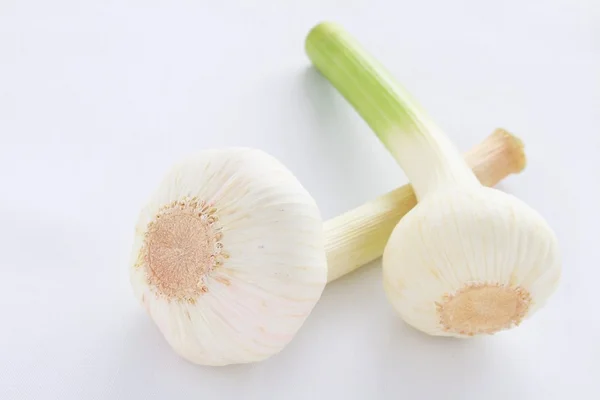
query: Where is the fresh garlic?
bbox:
[306,22,561,337]
[130,149,327,366]
[130,129,525,366]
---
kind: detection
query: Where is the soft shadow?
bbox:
[374,314,529,399]
[299,66,354,127]
[287,66,403,215]
[105,310,266,398]
[494,179,518,194]
[291,257,528,399]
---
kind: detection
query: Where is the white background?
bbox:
[1,1,599,399]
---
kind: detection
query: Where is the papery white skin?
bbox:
[130,148,327,366]
[382,187,561,336]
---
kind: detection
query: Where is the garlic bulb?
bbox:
[306,22,561,337]
[130,148,327,366]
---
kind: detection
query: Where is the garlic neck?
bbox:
[305,22,480,199]
[383,124,480,198]
[323,129,527,283]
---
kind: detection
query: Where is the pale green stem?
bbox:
[305,22,480,199]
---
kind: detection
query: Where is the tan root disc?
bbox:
[437,282,532,336]
[141,198,224,304]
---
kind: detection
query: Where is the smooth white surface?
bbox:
[1,1,598,399]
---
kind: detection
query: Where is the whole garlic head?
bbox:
[382,187,561,336]
[305,21,562,338]
[130,148,327,366]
